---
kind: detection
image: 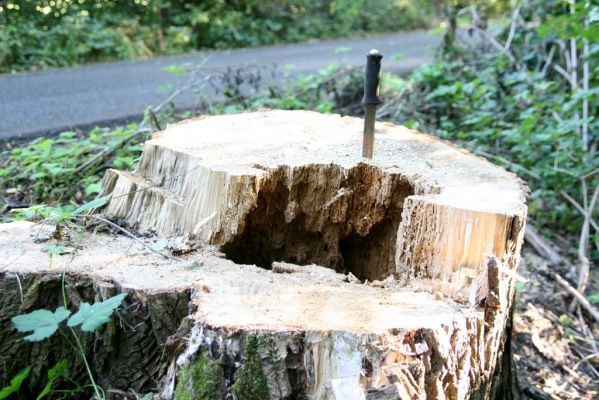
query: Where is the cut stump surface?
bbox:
[1,110,528,399]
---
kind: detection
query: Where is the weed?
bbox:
[8,291,126,399]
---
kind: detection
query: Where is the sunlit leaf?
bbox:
[43,245,66,255]
[72,195,109,215]
[67,293,126,332]
[0,366,31,399]
[12,307,71,342]
[36,359,68,400]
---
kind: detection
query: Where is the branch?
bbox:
[578,183,599,294]
[569,0,578,93]
[468,7,516,64]
[469,23,516,64]
[557,38,572,73]
[552,272,599,323]
[582,25,590,152]
[503,4,521,52]
[74,126,152,176]
[552,63,574,86]
[475,149,541,180]
[78,215,181,262]
[560,189,599,234]
[376,88,407,119]
[541,45,556,77]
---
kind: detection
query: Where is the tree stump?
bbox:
[0,110,528,399]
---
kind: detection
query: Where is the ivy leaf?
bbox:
[67,293,126,332]
[0,366,31,399]
[72,195,109,215]
[36,359,68,400]
[12,307,71,341]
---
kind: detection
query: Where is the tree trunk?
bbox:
[0,110,528,399]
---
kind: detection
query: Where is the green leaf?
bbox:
[67,293,126,332]
[0,366,31,399]
[43,245,66,255]
[558,314,571,325]
[587,293,599,305]
[12,307,71,341]
[72,195,109,215]
[36,359,68,400]
[84,182,102,196]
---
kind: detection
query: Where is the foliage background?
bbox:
[0,0,433,72]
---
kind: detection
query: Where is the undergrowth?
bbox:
[0,125,141,214]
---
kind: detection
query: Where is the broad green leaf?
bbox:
[12,307,71,341]
[36,359,68,400]
[0,366,31,399]
[72,195,109,215]
[67,293,126,332]
[43,245,65,255]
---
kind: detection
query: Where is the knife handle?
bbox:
[362,49,383,105]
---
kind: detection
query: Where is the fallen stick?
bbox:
[78,215,181,262]
[552,272,599,323]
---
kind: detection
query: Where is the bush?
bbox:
[378,0,598,257]
[0,126,141,211]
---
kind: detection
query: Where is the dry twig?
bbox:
[78,215,180,262]
[552,272,599,323]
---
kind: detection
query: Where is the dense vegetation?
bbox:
[399,1,597,239]
[0,0,433,72]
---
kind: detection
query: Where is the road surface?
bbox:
[0,31,439,141]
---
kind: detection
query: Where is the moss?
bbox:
[174,350,224,400]
[230,335,270,400]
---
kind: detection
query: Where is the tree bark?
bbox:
[0,110,528,399]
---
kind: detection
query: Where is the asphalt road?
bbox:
[0,31,439,141]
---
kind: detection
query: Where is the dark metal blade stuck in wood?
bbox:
[362,49,383,158]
